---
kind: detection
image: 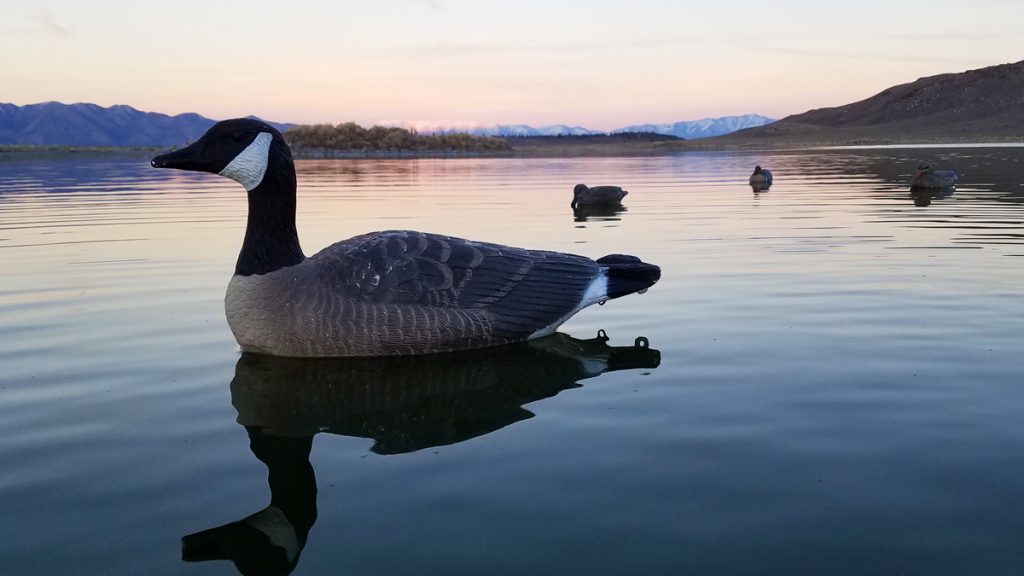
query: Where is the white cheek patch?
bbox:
[220,131,273,191]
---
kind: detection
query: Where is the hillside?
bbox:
[714,60,1024,146]
[0,102,291,147]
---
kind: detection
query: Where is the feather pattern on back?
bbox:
[227,230,602,356]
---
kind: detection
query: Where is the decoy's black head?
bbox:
[152,118,289,191]
[571,183,588,207]
[913,162,932,178]
[753,165,763,174]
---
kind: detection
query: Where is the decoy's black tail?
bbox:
[597,254,661,299]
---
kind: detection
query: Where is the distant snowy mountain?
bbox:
[423,115,774,139]
[613,114,775,139]
[0,102,292,147]
[0,102,773,145]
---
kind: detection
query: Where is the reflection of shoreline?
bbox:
[6,141,1024,163]
[0,146,159,161]
[183,331,660,576]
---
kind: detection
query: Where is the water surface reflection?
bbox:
[572,204,627,222]
[183,331,659,575]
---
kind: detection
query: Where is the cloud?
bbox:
[35,7,70,37]
[397,0,445,11]
[741,45,983,68]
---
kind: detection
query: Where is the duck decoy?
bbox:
[749,165,772,189]
[571,183,628,208]
[151,119,660,357]
[910,163,957,189]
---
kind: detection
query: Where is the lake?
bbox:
[2,147,1023,575]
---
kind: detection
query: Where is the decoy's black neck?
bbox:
[236,145,306,276]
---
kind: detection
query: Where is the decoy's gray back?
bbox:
[910,162,958,189]
[572,183,628,208]
[151,119,660,357]
[749,165,773,188]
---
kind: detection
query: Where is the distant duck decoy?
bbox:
[151,119,660,357]
[571,183,628,208]
[749,165,773,189]
[910,163,958,189]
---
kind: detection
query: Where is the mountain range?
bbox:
[612,114,775,139]
[0,102,772,147]
[0,102,292,147]
[432,115,774,138]
[5,58,1021,148]
[715,59,1024,145]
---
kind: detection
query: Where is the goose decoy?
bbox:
[749,165,772,189]
[571,183,628,208]
[152,119,660,357]
[910,163,957,189]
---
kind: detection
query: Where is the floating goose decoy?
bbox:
[749,165,773,189]
[152,119,660,357]
[571,183,628,208]
[910,162,957,189]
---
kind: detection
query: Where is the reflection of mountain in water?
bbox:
[183,331,660,576]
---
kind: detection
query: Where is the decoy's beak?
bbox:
[912,169,922,178]
[152,140,206,171]
[152,138,226,174]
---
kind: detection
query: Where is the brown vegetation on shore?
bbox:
[285,123,512,156]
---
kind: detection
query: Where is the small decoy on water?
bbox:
[571,183,628,208]
[151,119,660,357]
[749,165,773,189]
[910,163,958,189]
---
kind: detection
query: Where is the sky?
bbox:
[1,0,1021,130]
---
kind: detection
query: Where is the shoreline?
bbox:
[3,138,1024,161]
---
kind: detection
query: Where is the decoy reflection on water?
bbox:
[571,183,628,208]
[910,186,956,207]
[151,120,659,357]
[574,204,627,222]
[181,331,659,575]
[910,162,958,189]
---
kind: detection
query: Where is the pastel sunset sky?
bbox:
[2,0,1021,130]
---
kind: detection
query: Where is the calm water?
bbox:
[2,148,1023,575]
